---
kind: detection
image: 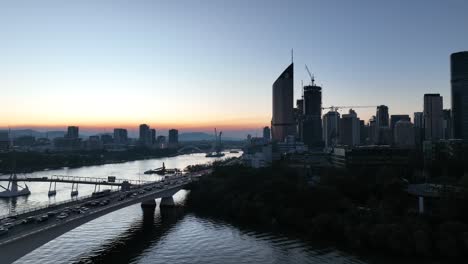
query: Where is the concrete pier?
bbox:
[160,196,175,207]
[141,199,156,209]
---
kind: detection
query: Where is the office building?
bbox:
[263,126,271,141]
[66,126,79,139]
[323,111,340,149]
[331,146,410,169]
[376,105,389,128]
[390,115,410,130]
[414,112,424,147]
[339,109,360,146]
[394,120,415,147]
[302,84,323,148]
[151,129,156,145]
[295,99,304,139]
[113,128,128,145]
[168,129,179,148]
[451,51,468,140]
[424,94,443,141]
[271,63,295,141]
[443,109,452,139]
[139,124,151,146]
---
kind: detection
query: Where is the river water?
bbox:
[2,152,376,264]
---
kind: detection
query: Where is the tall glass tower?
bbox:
[451,51,468,140]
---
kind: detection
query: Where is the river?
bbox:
[1,152,381,264]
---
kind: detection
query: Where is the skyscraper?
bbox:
[339,109,360,146]
[113,128,128,145]
[66,126,79,139]
[271,63,295,142]
[376,105,389,128]
[451,51,468,140]
[151,129,156,145]
[139,124,151,146]
[390,115,410,130]
[168,129,179,148]
[302,84,323,148]
[442,109,452,139]
[323,111,340,149]
[414,112,424,147]
[424,94,443,141]
[262,126,271,141]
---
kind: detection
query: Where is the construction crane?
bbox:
[305,64,315,85]
[322,105,377,112]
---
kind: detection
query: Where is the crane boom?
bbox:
[305,64,314,85]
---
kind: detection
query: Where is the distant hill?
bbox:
[0,129,66,139]
[179,132,241,142]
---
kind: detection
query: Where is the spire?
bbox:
[291,49,294,63]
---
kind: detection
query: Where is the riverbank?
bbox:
[0,148,179,174]
[186,164,468,261]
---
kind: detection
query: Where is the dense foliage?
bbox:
[187,164,468,259]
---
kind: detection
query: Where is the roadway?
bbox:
[0,172,196,264]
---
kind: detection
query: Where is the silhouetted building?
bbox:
[414,112,424,147]
[295,99,304,139]
[359,120,367,145]
[139,124,152,146]
[0,131,10,150]
[323,111,340,149]
[302,84,323,148]
[113,128,128,145]
[394,120,415,148]
[151,129,156,145]
[263,126,271,141]
[66,126,79,139]
[376,105,389,128]
[378,127,393,145]
[339,109,360,146]
[100,134,113,145]
[168,129,179,148]
[390,115,410,130]
[424,94,443,141]
[331,146,410,169]
[451,51,468,140]
[443,109,452,139]
[368,116,377,144]
[271,63,295,141]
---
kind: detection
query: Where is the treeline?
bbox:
[0,147,177,173]
[187,164,468,260]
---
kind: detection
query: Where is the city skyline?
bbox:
[1,0,468,137]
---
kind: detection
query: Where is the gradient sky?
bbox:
[1,0,467,137]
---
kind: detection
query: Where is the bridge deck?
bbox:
[0,175,156,187]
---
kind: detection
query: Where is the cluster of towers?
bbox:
[270,51,468,150]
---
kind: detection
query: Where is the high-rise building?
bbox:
[262,126,271,141]
[368,116,377,144]
[390,115,410,130]
[442,109,452,139]
[339,109,360,146]
[451,51,468,140]
[394,120,415,148]
[139,124,151,146]
[376,105,389,128]
[359,120,367,145]
[66,126,79,139]
[151,129,156,145]
[271,63,295,141]
[113,128,128,145]
[323,111,340,149]
[295,99,304,140]
[414,112,424,147]
[424,94,443,141]
[302,84,323,148]
[168,129,179,147]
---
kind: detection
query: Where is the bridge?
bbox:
[177,145,204,154]
[0,170,210,264]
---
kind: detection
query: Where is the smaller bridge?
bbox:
[177,145,204,154]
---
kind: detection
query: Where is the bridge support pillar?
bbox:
[160,196,175,207]
[141,199,156,209]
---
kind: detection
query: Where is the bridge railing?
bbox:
[0,189,121,220]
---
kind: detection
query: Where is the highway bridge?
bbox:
[0,170,209,264]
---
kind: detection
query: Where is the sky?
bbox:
[1,0,467,138]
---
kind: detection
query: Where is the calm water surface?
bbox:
[2,153,382,264]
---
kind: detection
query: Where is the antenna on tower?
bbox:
[291,49,294,63]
